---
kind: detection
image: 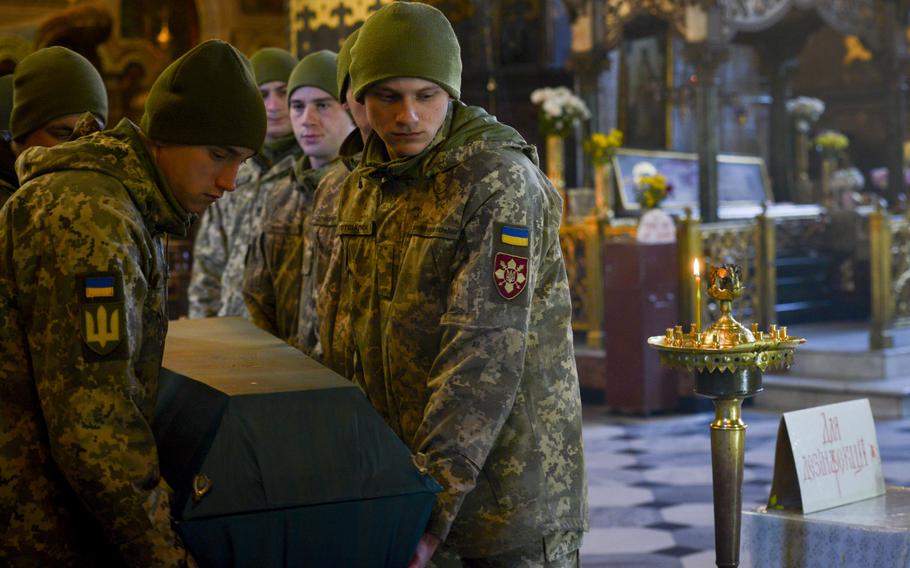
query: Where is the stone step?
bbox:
[785,323,910,381]
[753,373,910,420]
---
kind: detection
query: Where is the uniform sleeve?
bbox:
[187,203,227,318]
[412,163,557,541]
[21,203,191,565]
[242,228,279,336]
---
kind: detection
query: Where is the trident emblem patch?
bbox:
[493,253,529,300]
[82,303,123,355]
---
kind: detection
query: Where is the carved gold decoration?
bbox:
[844,35,873,65]
[600,0,885,54]
[602,0,685,50]
[891,218,910,323]
[701,221,758,322]
[560,220,596,336]
[34,2,112,49]
[560,216,636,348]
[867,205,910,349]
[292,0,390,31]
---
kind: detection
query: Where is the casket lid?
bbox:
[154,317,439,520]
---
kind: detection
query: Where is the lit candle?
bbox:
[693,258,701,333]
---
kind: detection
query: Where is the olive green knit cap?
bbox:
[141,39,266,151]
[350,2,461,102]
[0,75,12,132]
[336,29,359,99]
[288,50,339,101]
[10,46,108,140]
[250,47,297,86]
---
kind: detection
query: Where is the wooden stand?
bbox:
[603,242,679,414]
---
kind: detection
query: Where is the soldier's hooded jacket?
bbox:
[188,135,300,318]
[0,132,18,208]
[0,119,193,566]
[319,102,588,557]
[244,130,362,354]
[0,112,104,210]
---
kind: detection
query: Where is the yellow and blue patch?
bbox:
[500,225,529,247]
[85,276,115,299]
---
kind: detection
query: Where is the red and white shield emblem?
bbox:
[493,253,529,300]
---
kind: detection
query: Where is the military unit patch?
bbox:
[81,303,124,355]
[493,253,529,300]
[78,272,126,358]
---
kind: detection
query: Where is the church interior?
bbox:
[6,0,910,566]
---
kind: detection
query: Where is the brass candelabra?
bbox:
[647,264,805,568]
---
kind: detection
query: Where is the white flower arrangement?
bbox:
[530,86,590,138]
[786,96,825,132]
[830,167,864,193]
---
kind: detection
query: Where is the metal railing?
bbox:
[676,209,776,332]
[869,205,910,349]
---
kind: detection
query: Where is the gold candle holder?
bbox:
[694,258,702,332]
[648,263,806,567]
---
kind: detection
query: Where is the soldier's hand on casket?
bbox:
[407,533,441,568]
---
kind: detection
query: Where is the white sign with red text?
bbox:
[783,399,885,514]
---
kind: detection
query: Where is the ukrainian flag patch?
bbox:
[500,225,529,247]
[85,276,115,299]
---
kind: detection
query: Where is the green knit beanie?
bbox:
[141,39,266,151]
[250,47,297,86]
[288,50,339,101]
[0,75,12,132]
[350,2,461,102]
[10,46,108,140]
[336,29,359,99]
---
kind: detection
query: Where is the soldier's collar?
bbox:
[360,104,453,181]
[256,133,299,169]
[131,123,195,235]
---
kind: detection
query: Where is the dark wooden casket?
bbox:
[153,317,440,567]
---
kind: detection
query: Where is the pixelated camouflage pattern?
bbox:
[0,177,13,209]
[0,134,18,209]
[68,111,104,141]
[432,530,581,567]
[188,134,300,318]
[242,152,342,353]
[0,118,195,566]
[319,102,587,557]
[0,112,102,211]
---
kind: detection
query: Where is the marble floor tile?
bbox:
[581,527,676,555]
[660,503,715,527]
[588,484,654,508]
[579,406,910,566]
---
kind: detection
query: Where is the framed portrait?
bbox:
[612,148,772,212]
[618,27,671,149]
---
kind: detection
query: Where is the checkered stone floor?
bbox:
[579,406,910,567]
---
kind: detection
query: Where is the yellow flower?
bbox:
[814,130,849,153]
[584,129,624,165]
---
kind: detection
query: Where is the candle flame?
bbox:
[693,257,700,277]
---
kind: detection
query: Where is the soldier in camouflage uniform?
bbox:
[0,40,265,566]
[0,47,108,208]
[243,49,355,354]
[0,74,14,205]
[188,47,300,318]
[319,4,588,567]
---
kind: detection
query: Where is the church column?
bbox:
[685,5,726,223]
[882,1,908,209]
[768,58,797,202]
[695,51,721,222]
